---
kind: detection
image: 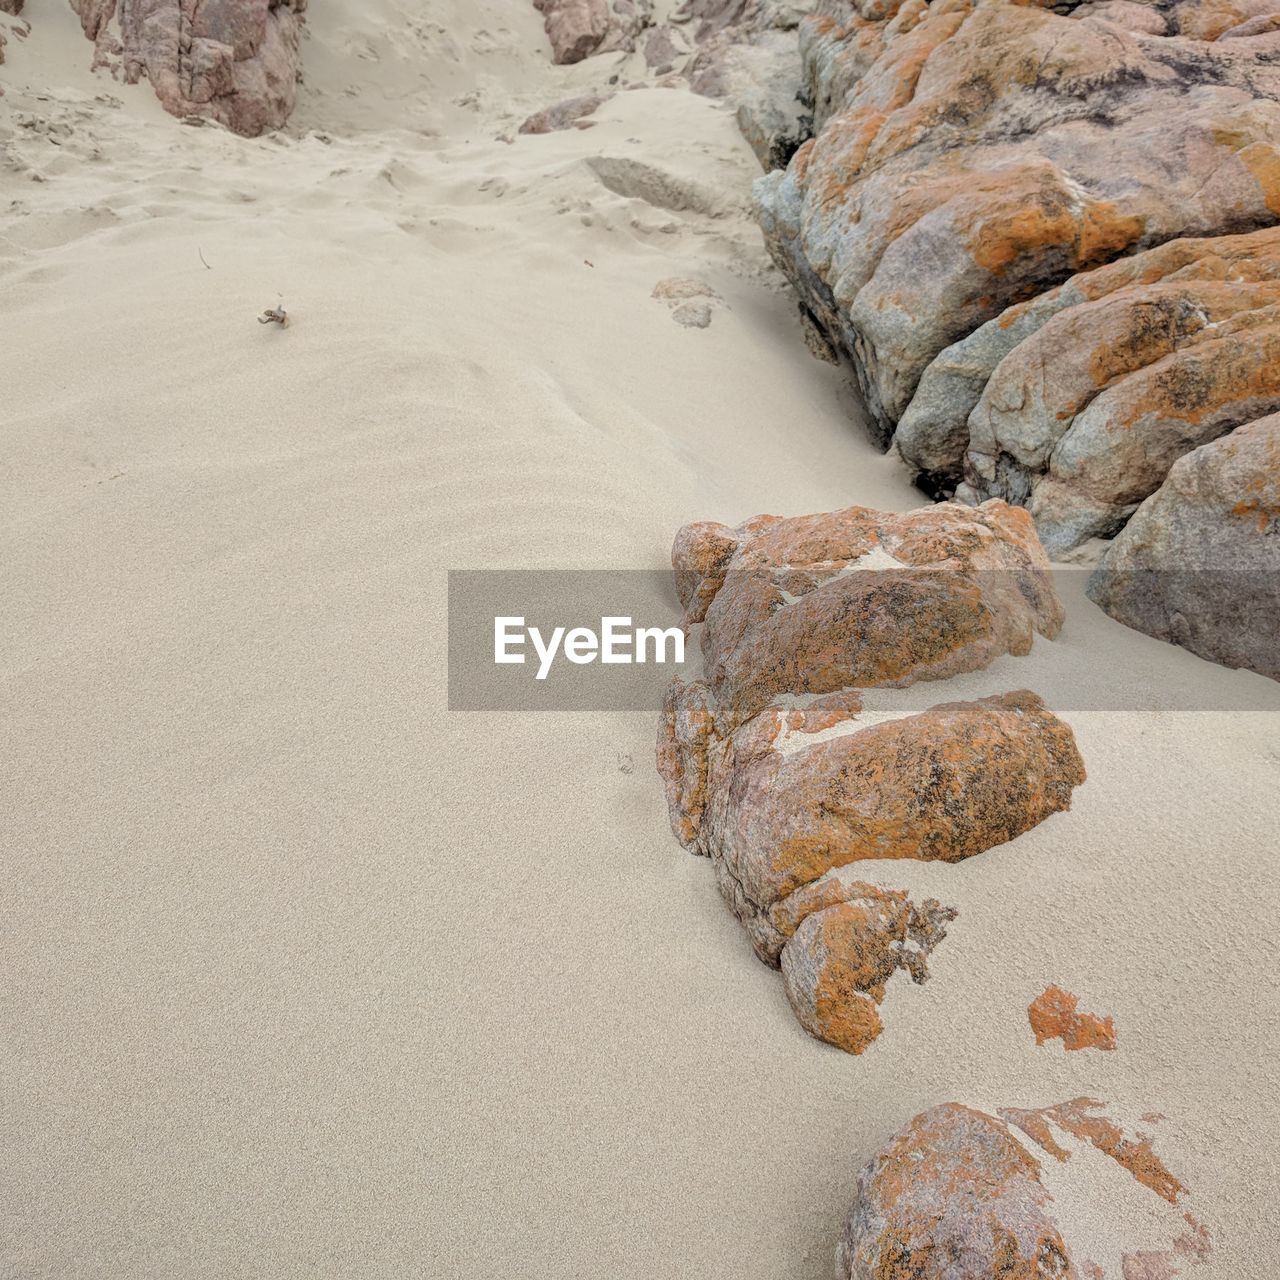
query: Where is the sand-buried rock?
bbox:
[838,1100,1212,1277]
[657,500,1084,1053]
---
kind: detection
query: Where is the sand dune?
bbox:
[3,2,1278,1277]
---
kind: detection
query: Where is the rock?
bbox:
[837,1103,1072,1276]
[64,0,306,135]
[781,885,956,1053]
[672,0,816,168]
[532,0,654,64]
[642,22,692,69]
[957,244,1280,555]
[1028,986,1118,1051]
[676,499,1064,730]
[0,0,17,70]
[652,277,724,327]
[730,39,814,170]
[756,0,1280,448]
[657,504,1085,1056]
[0,0,20,69]
[1087,414,1280,681]
[657,500,1084,1055]
[664,686,1085,960]
[897,224,1280,499]
[839,1100,1212,1277]
[518,92,614,134]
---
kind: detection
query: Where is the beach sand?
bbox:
[3,2,1278,1275]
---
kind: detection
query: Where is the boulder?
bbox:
[675,499,1064,731]
[897,225,1280,500]
[532,0,654,63]
[657,501,1084,1054]
[837,1104,1072,1277]
[663,684,1085,957]
[672,0,816,168]
[838,1100,1211,1277]
[756,0,1280,447]
[1087,414,1280,680]
[65,0,306,135]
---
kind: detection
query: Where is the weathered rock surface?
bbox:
[657,501,1084,1053]
[674,0,817,168]
[781,883,956,1053]
[65,0,306,135]
[837,1103,1072,1276]
[899,226,1280,505]
[532,0,654,64]
[757,0,1280,449]
[1087,415,1280,680]
[839,1100,1212,1277]
[663,683,1085,958]
[676,499,1064,730]
[1029,986,1118,1051]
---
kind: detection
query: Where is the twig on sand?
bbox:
[198,247,211,270]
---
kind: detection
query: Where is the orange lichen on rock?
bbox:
[780,886,957,1054]
[1029,986,1118,1051]
[839,1100,1213,1278]
[836,1103,1072,1277]
[656,499,1084,1054]
[1001,1098,1186,1204]
[760,0,1280,447]
[676,499,1063,731]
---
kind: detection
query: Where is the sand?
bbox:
[2,2,1278,1276]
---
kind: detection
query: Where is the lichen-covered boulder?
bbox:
[665,685,1085,952]
[897,225,1280,500]
[676,499,1064,731]
[1087,415,1280,680]
[837,1104,1073,1277]
[838,1100,1213,1277]
[657,500,1083,1054]
[757,0,1280,447]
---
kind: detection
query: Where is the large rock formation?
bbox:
[897,226,1280,502]
[839,1100,1212,1277]
[66,0,306,135]
[756,0,1280,453]
[1087,414,1280,680]
[657,501,1086,1053]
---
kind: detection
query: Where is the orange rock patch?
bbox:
[1028,986,1118,1052]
